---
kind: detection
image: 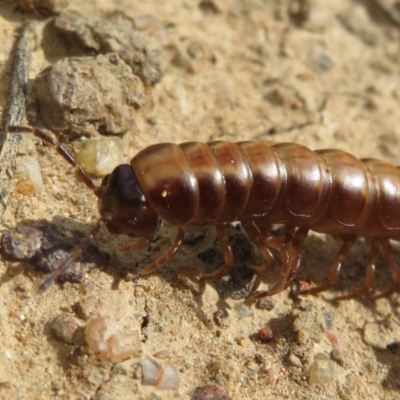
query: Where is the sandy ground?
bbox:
[1,0,400,399]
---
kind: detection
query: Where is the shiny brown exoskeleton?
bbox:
[7,126,400,299]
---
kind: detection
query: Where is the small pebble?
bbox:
[288,353,303,368]
[213,309,230,329]
[309,353,335,385]
[15,180,35,196]
[34,53,144,140]
[191,385,232,400]
[14,156,44,194]
[139,359,179,390]
[157,361,180,390]
[326,331,347,352]
[234,335,246,346]
[340,373,357,397]
[254,354,264,364]
[139,358,161,385]
[75,138,124,177]
[74,296,98,320]
[258,325,274,342]
[234,303,254,319]
[330,349,347,367]
[256,298,275,311]
[1,227,43,260]
[50,313,81,345]
[85,317,141,362]
[363,321,389,348]
[323,312,334,330]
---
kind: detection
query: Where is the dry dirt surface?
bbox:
[1,0,400,399]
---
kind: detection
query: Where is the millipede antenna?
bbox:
[7,125,101,195]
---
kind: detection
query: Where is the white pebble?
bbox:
[14,156,44,193]
[234,302,254,319]
[85,316,141,363]
[75,139,124,177]
[309,353,335,385]
[139,358,179,390]
[158,361,180,390]
[140,359,160,386]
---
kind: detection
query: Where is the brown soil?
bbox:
[1,1,400,399]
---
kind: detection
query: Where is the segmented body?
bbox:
[132,140,400,237]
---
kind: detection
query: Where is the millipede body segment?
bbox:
[7,126,400,299]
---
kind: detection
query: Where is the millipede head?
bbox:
[7,125,158,293]
[96,164,158,238]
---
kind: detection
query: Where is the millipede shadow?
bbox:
[1,216,399,309]
[0,217,110,286]
[374,344,400,392]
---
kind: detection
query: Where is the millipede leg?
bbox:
[286,227,309,284]
[201,224,235,280]
[251,226,306,299]
[372,239,400,299]
[296,236,356,297]
[118,237,150,253]
[140,228,185,274]
[250,241,290,299]
[242,221,275,275]
[333,238,379,301]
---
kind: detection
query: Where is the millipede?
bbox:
[6,125,400,299]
